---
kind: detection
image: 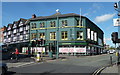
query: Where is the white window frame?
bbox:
[19,21,23,26]
[87,28,90,39]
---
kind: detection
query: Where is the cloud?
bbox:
[94,13,116,23]
[83,3,103,16]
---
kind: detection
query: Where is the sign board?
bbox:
[30,47,45,52]
[113,18,120,26]
[59,47,86,53]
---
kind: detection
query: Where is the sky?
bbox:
[1,2,119,47]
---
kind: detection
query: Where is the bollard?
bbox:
[110,56,112,65]
[36,52,40,62]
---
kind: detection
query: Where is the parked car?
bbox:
[102,50,108,54]
[0,63,8,75]
[108,50,115,54]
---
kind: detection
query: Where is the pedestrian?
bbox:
[32,49,35,57]
[15,48,19,60]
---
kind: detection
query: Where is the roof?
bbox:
[30,13,85,21]
[7,24,13,29]
[19,18,27,24]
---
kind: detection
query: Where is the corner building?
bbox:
[30,13,104,55]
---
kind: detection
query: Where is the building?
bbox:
[3,18,30,52]
[29,12,104,55]
[0,27,6,45]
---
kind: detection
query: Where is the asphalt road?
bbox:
[7,54,117,75]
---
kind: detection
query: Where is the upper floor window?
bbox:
[8,26,11,30]
[94,32,97,41]
[61,31,68,40]
[77,31,83,40]
[50,32,56,40]
[50,21,56,27]
[39,33,45,39]
[31,23,36,28]
[87,28,90,39]
[19,21,23,26]
[62,20,67,26]
[40,22,45,28]
[13,24,17,28]
[77,20,83,26]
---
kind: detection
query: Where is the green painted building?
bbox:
[29,12,104,55]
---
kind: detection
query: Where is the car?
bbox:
[108,50,115,54]
[0,63,8,75]
[102,50,108,54]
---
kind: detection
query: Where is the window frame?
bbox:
[50,32,56,40]
[77,31,83,40]
[61,31,68,40]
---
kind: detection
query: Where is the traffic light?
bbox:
[114,3,119,9]
[111,32,118,44]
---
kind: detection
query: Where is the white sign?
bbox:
[113,18,120,26]
[59,47,86,53]
[31,47,45,52]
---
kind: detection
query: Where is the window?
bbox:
[50,32,56,40]
[40,22,45,28]
[87,28,90,39]
[62,20,67,26]
[77,20,83,26]
[91,31,94,40]
[31,23,36,28]
[94,32,97,41]
[19,21,23,26]
[31,33,36,39]
[77,31,83,40]
[39,33,45,39]
[13,24,17,28]
[61,31,68,40]
[50,21,56,27]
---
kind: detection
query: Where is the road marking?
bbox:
[62,59,67,61]
[92,67,106,75]
[13,62,34,68]
[46,60,56,62]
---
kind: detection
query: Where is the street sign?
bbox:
[113,18,120,26]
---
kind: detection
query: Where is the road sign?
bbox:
[113,18,120,26]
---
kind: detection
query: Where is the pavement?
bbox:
[2,54,69,69]
[100,63,120,75]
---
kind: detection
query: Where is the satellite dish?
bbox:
[56,9,59,13]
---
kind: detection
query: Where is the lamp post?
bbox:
[56,15,59,59]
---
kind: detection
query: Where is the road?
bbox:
[7,54,117,75]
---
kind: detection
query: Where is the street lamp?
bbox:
[56,15,59,59]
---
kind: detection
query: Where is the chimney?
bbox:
[32,14,36,18]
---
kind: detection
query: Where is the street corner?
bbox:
[100,65,119,74]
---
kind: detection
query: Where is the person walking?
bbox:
[15,48,19,60]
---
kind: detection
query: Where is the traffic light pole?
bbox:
[114,1,120,64]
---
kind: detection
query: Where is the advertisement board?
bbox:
[59,47,86,53]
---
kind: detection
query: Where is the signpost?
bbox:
[114,1,120,64]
